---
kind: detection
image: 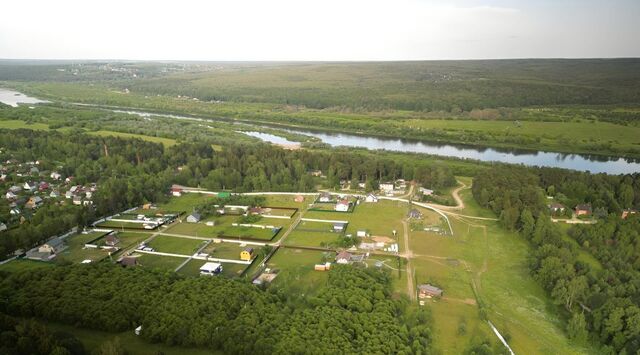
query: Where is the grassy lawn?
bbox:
[0,119,50,130]
[146,235,205,255]
[202,242,247,260]
[263,194,309,208]
[156,193,215,213]
[87,130,177,147]
[136,253,186,271]
[284,230,341,247]
[0,259,54,272]
[407,186,598,354]
[56,231,111,263]
[43,320,217,355]
[97,220,153,229]
[303,199,405,248]
[266,248,331,295]
[168,215,281,241]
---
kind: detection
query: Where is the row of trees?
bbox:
[0,264,432,354]
[473,165,640,353]
[0,129,456,260]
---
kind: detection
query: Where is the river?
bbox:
[0,88,49,107]
[2,88,639,174]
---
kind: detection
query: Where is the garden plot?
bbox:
[145,235,206,255]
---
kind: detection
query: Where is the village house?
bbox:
[0,222,7,232]
[319,192,332,202]
[23,181,36,192]
[186,212,201,223]
[379,182,394,193]
[310,170,323,177]
[38,237,66,255]
[9,185,21,194]
[5,191,17,200]
[38,181,49,191]
[49,190,60,198]
[336,251,352,264]
[105,234,120,247]
[73,195,82,205]
[30,166,39,175]
[25,196,43,209]
[408,209,422,219]
[335,200,350,212]
[240,247,254,261]
[171,185,183,197]
[419,187,434,196]
[333,222,347,232]
[200,262,223,275]
[65,190,74,199]
[549,203,566,213]
[314,263,332,271]
[418,284,443,299]
[575,204,592,216]
[365,193,378,203]
[50,172,62,180]
[622,209,637,219]
[120,256,139,267]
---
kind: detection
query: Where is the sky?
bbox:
[1,0,638,61]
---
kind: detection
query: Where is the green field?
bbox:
[266,248,332,294]
[56,231,112,263]
[0,119,50,130]
[407,182,597,354]
[0,259,54,272]
[87,130,177,147]
[146,235,205,255]
[135,253,185,270]
[201,241,246,260]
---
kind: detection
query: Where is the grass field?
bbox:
[168,215,281,241]
[0,119,50,130]
[146,235,205,255]
[407,179,598,354]
[43,320,217,355]
[136,253,185,270]
[201,241,247,260]
[56,231,111,263]
[0,259,54,272]
[266,248,332,295]
[87,130,177,147]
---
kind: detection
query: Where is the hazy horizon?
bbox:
[1,0,639,61]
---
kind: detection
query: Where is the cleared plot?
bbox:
[0,259,54,272]
[56,231,113,263]
[263,194,309,208]
[96,220,156,230]
[146,235,205,255]
[266,248,331,294]
[155,193,215,213]
[136,253,185,270]
[284,230,341,248]
[168,215,281,241]
[304,200,405,247]
[87,130,177,147]
[201,242,247,260]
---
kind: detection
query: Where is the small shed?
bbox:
[200,262,223,275]
[186,212,201,223]
[240,247,254,261]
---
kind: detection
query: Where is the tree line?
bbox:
[0,263,432,354]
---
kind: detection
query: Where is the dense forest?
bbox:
[0,129,456,259]
[0,264,432,354]
[3,59,640,111]
[473,166,640,353]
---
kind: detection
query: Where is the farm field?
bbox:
[146,235,205,255]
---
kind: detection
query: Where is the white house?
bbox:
[419,187,434,196]
[379,183,394,193]
[336,251,352,264]
[0,222,7,232]
[186,212,201,223]
[319,192,332,202]
[5,191,17,200]
[50,172,62,180]
[365,194,378,203]
[356,230,367,237]
[200,262,223,275]
[23,182,36,191]
[335,200,350,212]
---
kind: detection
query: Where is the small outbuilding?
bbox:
[336,251,352,264]
[365,194,378,203]
[240,247,254,261]
[200,262,223,275]
[186,212,201,223]
[408,209,422,219]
